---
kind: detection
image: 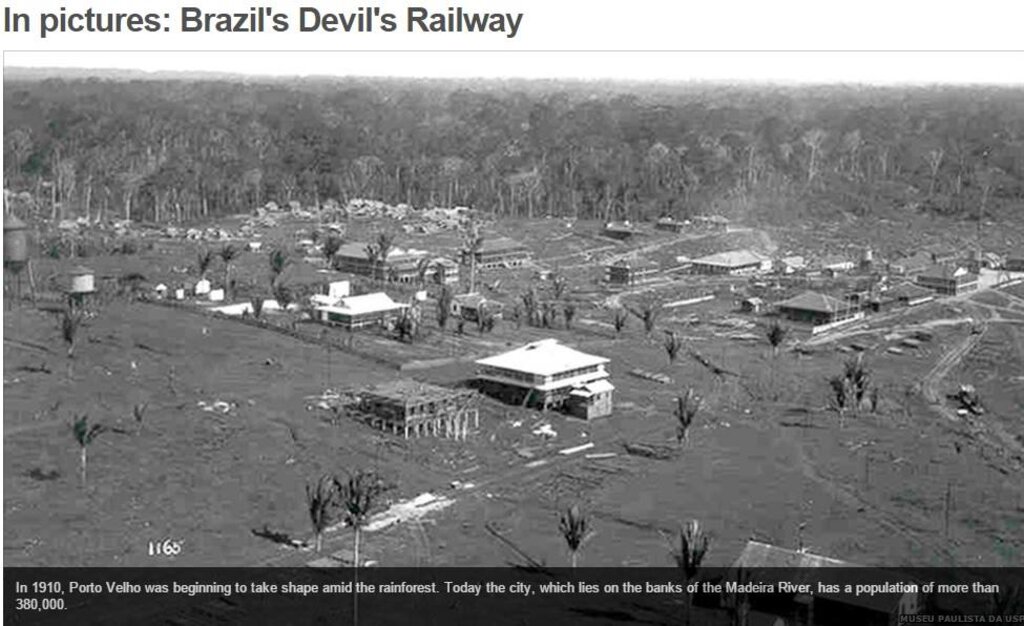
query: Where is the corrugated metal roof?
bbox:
[775,290,849,314]
[693,249,765,268]
[476,339,609,377]
[317,292,408,316]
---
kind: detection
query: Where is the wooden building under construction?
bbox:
[358,379,479,440]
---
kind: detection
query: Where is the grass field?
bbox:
[5,211,1024,570]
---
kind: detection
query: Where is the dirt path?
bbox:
[784,429,959,563]
[918,311,1024,473]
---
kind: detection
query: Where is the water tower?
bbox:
[68,265,95,310]
[3,214,31,306]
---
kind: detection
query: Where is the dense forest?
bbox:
[4,72,1024,226]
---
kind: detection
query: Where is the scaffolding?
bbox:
[359,380,479,441]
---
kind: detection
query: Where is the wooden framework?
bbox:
[359,380,479,440]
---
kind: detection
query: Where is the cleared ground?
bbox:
[5,213,1023,570]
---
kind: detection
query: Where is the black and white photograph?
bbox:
[3,49,1024,622]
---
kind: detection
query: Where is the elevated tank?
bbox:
[3,214,29,264]
[69,265,95,294]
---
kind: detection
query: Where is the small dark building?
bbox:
[741,297,764,314]
[888,251,933,276]
[602,221,638,240]
[729,541,923,626]
[1006,250,1024,272]
[606,259,659,286]
[887,282,936,307]
[654,217,686,233]
[775,290,860,326]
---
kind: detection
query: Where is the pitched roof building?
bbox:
[473,237,532,269]
[915,264,979,296]
[691,250,773,275]
[313,292,409,329]
[775,290,861,326]
[475,339,613,417]
[730,541,923,626]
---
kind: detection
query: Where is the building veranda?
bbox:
[474,338,614,419]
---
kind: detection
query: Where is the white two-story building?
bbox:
[474,339,613,419]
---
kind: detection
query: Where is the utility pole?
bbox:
[943,480,953,539]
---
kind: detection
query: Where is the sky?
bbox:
[5,51,1024,86]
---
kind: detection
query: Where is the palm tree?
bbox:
[335,470,392,626]
[268,248,289,286]
[196,248,214,279]
[842,354,871,412]
[674,389,702,444]
[219,244,240,299]
[558,505,593,568]
[669,519,710,626]
[72,414,105,487]
[306,474,337,554]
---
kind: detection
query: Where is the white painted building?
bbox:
[475,339,613,416]
[691,250,772,275]
[313,292,409,329]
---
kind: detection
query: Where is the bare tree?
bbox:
[612,307,629,335]
[219,244,240,299]
[563,302,576,330]
[60,306,84,379]
[628,302,660,335]
[674,389,702,443]
[133,402,148,435]
[925,148,945,196]
[306,474,337,554]
[802,128,827,184]
[664,331,684,364]
[669,519,711,626]
[437,286,453,330]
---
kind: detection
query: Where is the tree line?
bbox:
[5,75,1023,225]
